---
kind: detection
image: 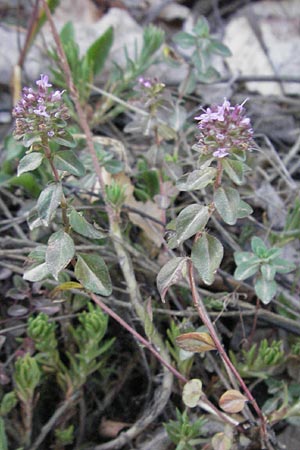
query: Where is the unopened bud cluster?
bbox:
[195,99,253,158]
[13,74,69,143]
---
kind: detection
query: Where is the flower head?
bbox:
[12,74,69,144]
[195,99,253,158]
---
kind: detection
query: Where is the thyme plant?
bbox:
[2,4,297,449]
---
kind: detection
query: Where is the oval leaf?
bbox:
[75,253,112,296]
[18,152,43,176]
[219,389,247,413]
[221,158,245,185]
[37,183,63,226]
[157,257,188,302]
[177,167,216,191]
[191,233,223,285]
[182,379,203,408]
[69,209,106,239]
[172,204,210,248]
[234,259,260,280]
[46,230,75,280]
[53,151,85,176]
[237,199,253,218]
[23,263,50,282]
[7,305,28,317]
[176,332,216,353]
[212,432,233,450]
[214,187,240,225]
[254,278,277,304]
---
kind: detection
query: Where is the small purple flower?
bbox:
[195,98,253,158]
[213,148,229,158]
[51,90,64,102]
[12,74,69,143]
[33,104,50,118]
[138,77,153,89]
[36,74,52,90]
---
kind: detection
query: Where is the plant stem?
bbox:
[187,260,268,442]
[90,292,237,429]
[90,292,186,383]
[42,5,175,445]
[214,159,223,189]
[22,399,33,448]
[41,138,69,231]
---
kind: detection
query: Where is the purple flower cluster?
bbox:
[13,74,69,143]
[138,77,154,89]
[195,99,253,158]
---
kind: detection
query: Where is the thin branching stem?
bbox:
[187,260,269,444]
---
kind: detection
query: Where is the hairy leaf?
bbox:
[18,152,43,176]
[69,209,106,239]
[214,187,240,225]
[53,151,85,176]
[157,257,188,302]
[46,230,75,280]
[171,204,210,248]
[191,233,223,285]
[37,183,63,226]
[75,253,112,296]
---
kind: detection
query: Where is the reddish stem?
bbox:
[187,261,268,441]
[90,292,187,384]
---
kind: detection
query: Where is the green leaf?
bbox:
[18,152,43,176]
[37,183,63,226]
[234,259,260,280]
[23,263,50,282]
[27,208,44,230]
[221,158,245,185]
[261,264,276,281]
[60,21,75,46]
[193,17,210,37]
[69,209,106,239]
[251,237,267,255]
[9,173,41,197]
[86,26,114,76]
[0,392,18,416]
[46,230,75,280]
[176,167,216,191]
[191,50,203,74]
[157,257,188,302]
[255,278,277,304]
[191,233,224,285]
[197,66,220,83]
[53,151,85,176]
[237,199,253,218]
[52,131,76,148]
[28,245,46,263]
[234,252,259,265]
[104,159,123,174]
[171,204,210,248]
[214,186,240,225]
[75,253,112,296]
[4,135,25,161]
[0,417,8,450]
[173,31,195,48]
[208,39,232,57]
[271,257,296,274]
